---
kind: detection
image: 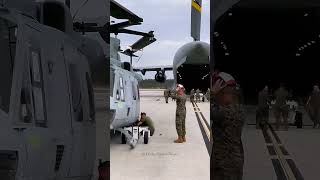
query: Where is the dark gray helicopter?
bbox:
[0,0,108,179]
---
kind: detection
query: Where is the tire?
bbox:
[144,131,149,144]
[121,133,126,144]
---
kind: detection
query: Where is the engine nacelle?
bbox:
[155,71,166,83]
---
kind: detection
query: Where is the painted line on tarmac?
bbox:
[261,125,304,180]
[191,102,211,155]
[193,103,211,140]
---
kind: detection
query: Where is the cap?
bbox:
[176,84,185,91]
[212,72,236,86]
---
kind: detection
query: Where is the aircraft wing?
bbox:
[133,65,173,75]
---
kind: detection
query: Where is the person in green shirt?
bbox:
[137,112,155,136]
[164,89,170,103]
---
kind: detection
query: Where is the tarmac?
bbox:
[110,89,320,180]
[110,89,210,180]
[243,105,320,180]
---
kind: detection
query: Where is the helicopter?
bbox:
[109,0,157,148]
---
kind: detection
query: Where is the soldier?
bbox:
[273,83,289,131]
[137,112,155,136]
[173,84,187,143]
[205,88,210,102]
[190,89,195,102]
[211,72,245,180]
[257,86,270,130]
[171,89,177,101]
[196,88,201,103]
[164,88,170,103]
[306,85,320,128]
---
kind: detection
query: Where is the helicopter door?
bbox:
[114,73,128,123]
[123,75,132,122]
[130,80,138,120]
[0,18,27,180]
[19,26,55,179]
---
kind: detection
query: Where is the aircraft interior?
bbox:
[213,3,320,104]
[177,64,210,93]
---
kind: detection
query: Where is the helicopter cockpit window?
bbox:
[137,85,140,100]
[116,90,120,100]
[132,82,136,100]
[30,50,47,127]
[20,66,33,123]
[110,68,115,97]
[68,64,83,122]
[0,18,17,113]
[86,73,95,121]
[119,77,125,101]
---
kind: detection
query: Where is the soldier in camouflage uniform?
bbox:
[171,89,177,101]
[196,88,201,103]
[211,72,245,180]
[205,88,210,102]
[164,88,170,103]
[190,89,195,102]
[173,84,187,143]
[257,86,270,130]
[273,84,289,131]
[306,85,320,128]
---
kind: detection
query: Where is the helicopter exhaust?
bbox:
[65,0,70,9]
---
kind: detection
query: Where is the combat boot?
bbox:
[174,136,183,143]
[182,136,186,142]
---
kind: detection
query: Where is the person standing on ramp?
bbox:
[173,84,187,143]
[164,88,170,103]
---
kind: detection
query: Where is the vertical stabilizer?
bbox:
[191,0,202,41]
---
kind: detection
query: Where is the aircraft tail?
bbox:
[191,0,202,41]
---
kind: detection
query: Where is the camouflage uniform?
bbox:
[307,91,320,128]
[140,116,155,136]
[174,93,187,136]
[171,90,177,101]
[164,89,170,103]
[257,90,270,129]
[211,103,245,180]
[205,89,210,102]
[190,89,195,102]
[196,89,201,103]
[273,87,289,130]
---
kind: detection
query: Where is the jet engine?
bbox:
[155,70,166,83]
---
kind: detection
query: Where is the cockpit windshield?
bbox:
[0,18,17,113]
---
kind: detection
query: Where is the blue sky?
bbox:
[111,0,210,79]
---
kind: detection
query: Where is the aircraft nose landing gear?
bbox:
[118,126,151,148]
